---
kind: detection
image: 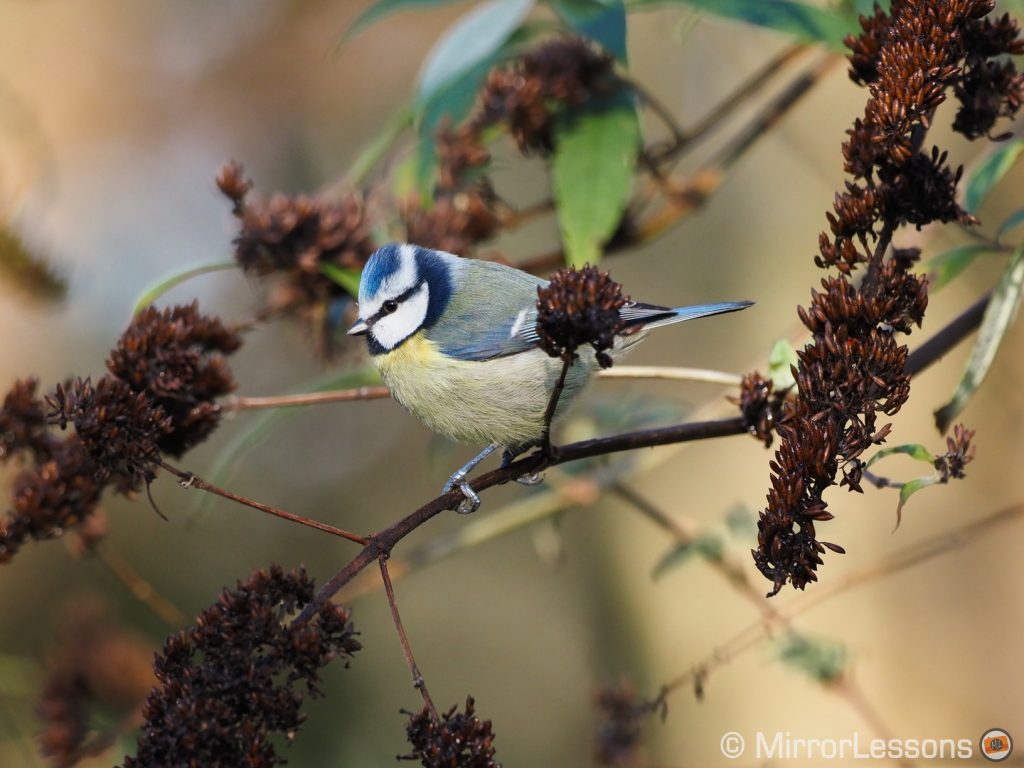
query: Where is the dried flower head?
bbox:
[121,565,360,768]
[37,596,155,767]
[0,378,51,462]
[402,696,499,768]
[934,423,976,481]
[48,377,171,493]
[0,436,103,564]
[107,302,242,456]
[755,0,1013,594]
[401,191,501,256]
[536,265,626,367]
[729,372,779,447]
[477,38,616,155]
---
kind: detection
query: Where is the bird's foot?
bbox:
[515,471,545,486]
[501,445,545,486]
[442,472,481,514]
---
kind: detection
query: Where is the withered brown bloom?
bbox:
[217,161,376,350]
[121,565,360,768]
[0,377,51,462]
[934,424,976,481]
[48,377,171,493]
[108,302,242,456]
[402,696,499,768]
[593,682,665,766]
[37,596,155,768]
[477,38,616,155]
[401,191,501,256]
[536,265,626,367]
[729,372,779,448]
[755,0,1018,595]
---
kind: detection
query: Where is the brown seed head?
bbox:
[402,696,500,768]
[535,265,626,367]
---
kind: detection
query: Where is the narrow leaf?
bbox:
[552,93,639,266]
[628,0,856,49]
[345,104,414,186]
[926,244,992,291]
[652,541,696,579]
[132,261,238,314]
[864,443,934,469]
[965,138,1024,214]
[895,475,940,530]
[935,243,1024,433]
[767,338,798,389]
[0,223,66,302]
[344,0,462,41]
[320,263,362,296]
[417,0,535,104]
[550,0,628,60]
[996,206,1024,243]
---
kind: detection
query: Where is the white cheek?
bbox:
[371,285,430,349]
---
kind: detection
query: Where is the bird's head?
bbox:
[348,244,455,354]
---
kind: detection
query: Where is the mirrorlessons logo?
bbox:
[754,732,973,761]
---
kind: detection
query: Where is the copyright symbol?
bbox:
[720,731,745,759]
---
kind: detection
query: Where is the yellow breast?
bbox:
[373,332,594,448]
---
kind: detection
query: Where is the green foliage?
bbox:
[767,338,798,389]
[777,633,849,684]
[550,0,629,60]
[628,0,857,49]
[925,244,994,291]
[417,0,536,103]
[0,223,67,302]
[964,138,1024,214]
[320,262,362,297]
[651,531,724,579]
[132,261,238,314]
[996,206,1024,242]
[895,475,940,528]
[935,243,1024,433]
[344,0,464,40]
[552,93,640,266]
[864,443,934,468]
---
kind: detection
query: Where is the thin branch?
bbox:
[904,290,991,376]
[222,386,391,411]
[295,288,991,623]
[379,555,438,719]
[541,356,573,455]
[96,544,187,626]
[158,461,369,545]
[598,365,743,386]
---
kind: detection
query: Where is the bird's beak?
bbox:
[347,318,369,337]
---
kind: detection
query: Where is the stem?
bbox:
[379,555,438,719]
[598,365,743,386]
[541,355,573,455]
[223,386,391,411]
[158,461,368,545]
[96,544,187,626]
[904,291,991,376]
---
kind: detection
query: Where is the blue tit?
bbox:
[348,243,752,513]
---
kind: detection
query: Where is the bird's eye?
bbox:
[382,299,399,314]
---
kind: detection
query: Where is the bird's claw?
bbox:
[442,472,481,514]
[515,472,544,486]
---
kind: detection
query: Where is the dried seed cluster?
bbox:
[755,0,1017,595]
[0,304,240,563]
[593,683,664,766]
[535,265,627,367]
[402,696,500,768]
[934,424,977,481]
[729,372,782,448]
[121,565,360,768]
[217,161,377,349]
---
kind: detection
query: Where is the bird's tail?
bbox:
[620,300,753,331]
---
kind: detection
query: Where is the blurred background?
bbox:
[0,0,1022,765]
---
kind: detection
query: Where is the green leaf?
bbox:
[344,0,463,40]
[132,260,238,314]
[628,0,856,49]
[996,206,1024,243]
[651,532,722,578]
[895,475,940,530]
[864,443,934,469]
[725,504,757,540]
[965,138,1024,214]
[320,263,362,296]
[0,223,66,303]
[550,0,628,60]
[767,338,798,389]
[925,244,992,291]
[777,632,848,684]
[552,93,639,266]
[345,104,414,186]
[417,0,536,103]
[935,243,1024,433]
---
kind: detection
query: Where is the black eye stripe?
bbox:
[369,283,421,323]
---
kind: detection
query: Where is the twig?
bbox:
[598,365,742,386]
[904,290,991,376]
[379,555,438,719]
[663,501,1024,696]
[222,386,391,411]
[541,356,573,455]
[158,461,368,545]
[96,544,187,626]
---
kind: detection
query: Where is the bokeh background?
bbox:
[0,1,1022,765]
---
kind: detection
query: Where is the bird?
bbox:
[348,243,752,513]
